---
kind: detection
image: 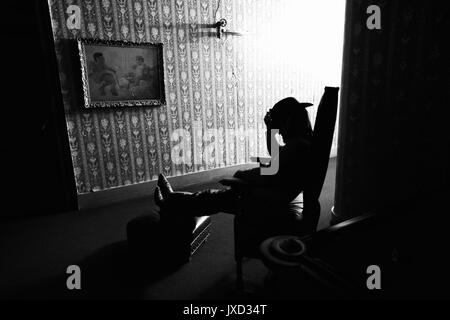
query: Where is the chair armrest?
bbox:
[296,254,358,294]
[300,212,378,247]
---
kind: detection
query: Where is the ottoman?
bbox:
[127,213,211,268]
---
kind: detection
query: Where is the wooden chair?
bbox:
[221,87,339,290]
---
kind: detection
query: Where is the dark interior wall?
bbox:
[1,1,77,217]
[335,0,450,220]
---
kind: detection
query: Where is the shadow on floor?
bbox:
[79,241,196,299]
[3,241,190,300]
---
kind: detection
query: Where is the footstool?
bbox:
[127,213,211,267]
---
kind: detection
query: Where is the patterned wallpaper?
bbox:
[48,0,340,194]
[334,0,449,220]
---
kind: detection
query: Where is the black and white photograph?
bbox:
[1,0,449,309]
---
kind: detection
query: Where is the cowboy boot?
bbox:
[157,174,173,199]
[154,186,164,207]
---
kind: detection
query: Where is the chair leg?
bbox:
[236,258,244,292]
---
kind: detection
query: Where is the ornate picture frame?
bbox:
[77,38,165,108]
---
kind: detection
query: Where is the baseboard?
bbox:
[78,163,258,210]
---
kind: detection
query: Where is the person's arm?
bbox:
[233,125,282,185]
[239,142,308,188]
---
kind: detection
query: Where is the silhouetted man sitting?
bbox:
[154,97,313,219]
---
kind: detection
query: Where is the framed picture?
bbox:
[77,38,165,108]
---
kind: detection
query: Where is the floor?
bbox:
[0,158,336,299]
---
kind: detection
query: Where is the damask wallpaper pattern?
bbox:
[334,0,449,220]
[48,0,336,194]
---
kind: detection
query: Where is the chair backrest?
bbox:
[303,87,339,224]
